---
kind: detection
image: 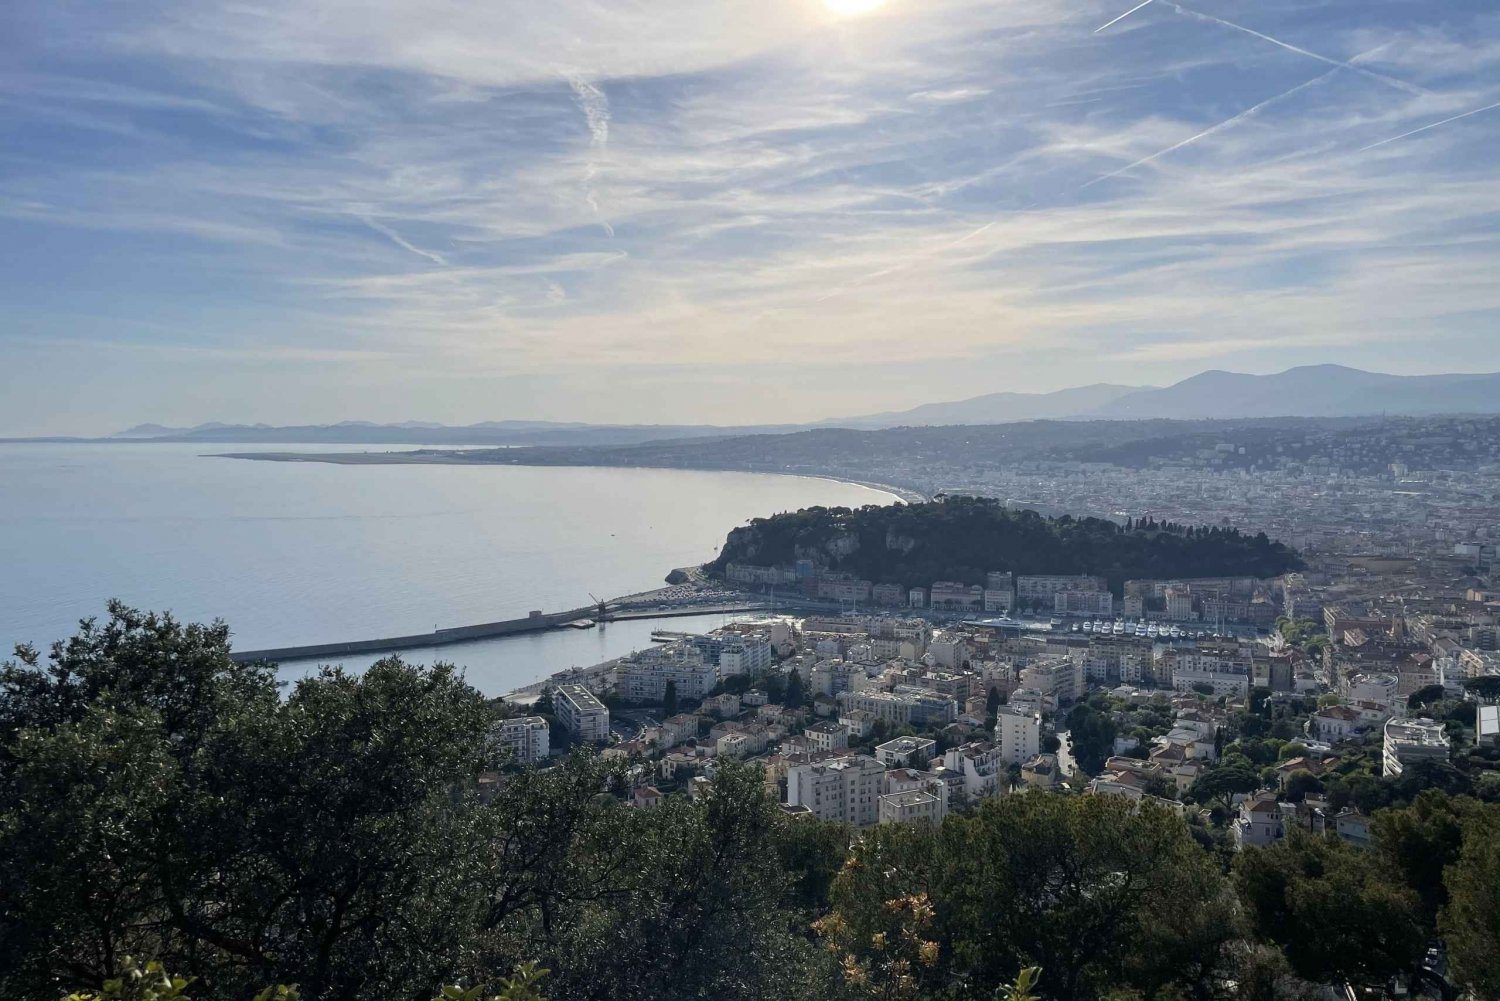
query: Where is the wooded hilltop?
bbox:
[708,496,1303,593]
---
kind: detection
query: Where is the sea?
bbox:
[0,442,895,694]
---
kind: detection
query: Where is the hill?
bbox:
[841,383,1148,427]
[707,495,1302,591]
[1092,365,1500,419]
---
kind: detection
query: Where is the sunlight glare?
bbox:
[823,0,889,17]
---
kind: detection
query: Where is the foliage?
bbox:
[709,497,1301,592]
[1,604,835,1001]
[1437,808,1500,1000]
[822,792,1236,1001]
[1233,832,1425,987]
[1064,703,1116,776]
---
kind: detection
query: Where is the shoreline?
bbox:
[208,449,928,504]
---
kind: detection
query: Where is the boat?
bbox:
[565,618,596,630]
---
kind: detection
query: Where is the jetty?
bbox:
[229,596,773,664]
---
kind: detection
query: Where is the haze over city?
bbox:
[4,0,1500,434]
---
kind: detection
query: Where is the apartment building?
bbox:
[1382,717,1450,777]
[785,754,886,827]
[995,705,1041,765]
[495,716,550,765]
[554,684,610,743]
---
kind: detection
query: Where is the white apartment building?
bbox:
[928,636,969,670]
[495,716,550,765]
[718,636,773,676]
[811,659,865,697]
[615,646,719,703]
[804,720,850,753]
[1019,656,1083,706]
[942,741,1003,800]
[837,688,958,727]
[1167,645,1253,697]
[1382,717,1450,777]
[554,684,610,743]
[878,788,946,826]
[786,754,886,827]
[875,735,938,768]
[995,705,1041,765]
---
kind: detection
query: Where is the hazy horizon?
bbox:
[5,0,1500,435]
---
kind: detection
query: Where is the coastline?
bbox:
[209,449,928,505]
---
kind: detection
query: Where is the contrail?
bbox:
[1165,2,1426,97]
[360,216,448,266]
[1359,99,1500,152]
[1083,48,1387,187]
[1095,0,1155,33]
[568,74,615,237]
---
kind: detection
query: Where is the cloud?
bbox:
[359,216,448,266]
[4,0,1500,429]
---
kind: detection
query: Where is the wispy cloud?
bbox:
[1360,98,1500,151]
[3,0,1500,430]
[359,216,448,266]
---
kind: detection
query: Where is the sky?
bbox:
[2,0,1500,434]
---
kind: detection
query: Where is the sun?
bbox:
[823,0,889,17]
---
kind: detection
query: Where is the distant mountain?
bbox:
[1092,365,1500,419]
[96,366,1500,448]
[842,383,1149,427]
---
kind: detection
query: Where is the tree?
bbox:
[1439,810,1500,1000]
[1464,675,1500,701]
[784,669,806,709]
[663,680,679,717]
[1407,684,1447,713]
[1281,770,1323,803]
[1,605,836,1001]
[1187,765,1261,812]
[823,794,1239,1001]
[1372,789,1481,929]
[1234,832,1425,987]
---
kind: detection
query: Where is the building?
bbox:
[554,684,610,743]
[1382,717,1450,777]
[994,705,1041,765]
[875,735,938,768]
[805,720,850,753]
[872,582,906,606]
[615,643,718,703]
[984,588,1016,613]
[1232,793,1286,850]
[878,788,946,826]
[837,688,958,727]
[942,741,1004,801]
[1019,656,1082,706]
[717,635,774,676]
[930,581,984,612]
[785,754,887,827]
[1167,645,1253,697]
[1055,590,1114,617]
[1017,574,1108,604]
[495,716,550,765]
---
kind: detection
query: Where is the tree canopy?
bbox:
[710,496,1301,592]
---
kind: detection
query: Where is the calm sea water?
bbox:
[0,443,892,692]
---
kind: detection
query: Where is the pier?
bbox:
[229,597,774,664]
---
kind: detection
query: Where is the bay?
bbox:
[0,443,894,691]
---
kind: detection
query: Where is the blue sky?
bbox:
[3,0,1499,433]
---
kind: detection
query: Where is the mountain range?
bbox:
[94,365,1500,445]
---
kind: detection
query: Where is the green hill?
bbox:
[708,496,1301,592]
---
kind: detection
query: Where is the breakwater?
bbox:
[230,600,772,664]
